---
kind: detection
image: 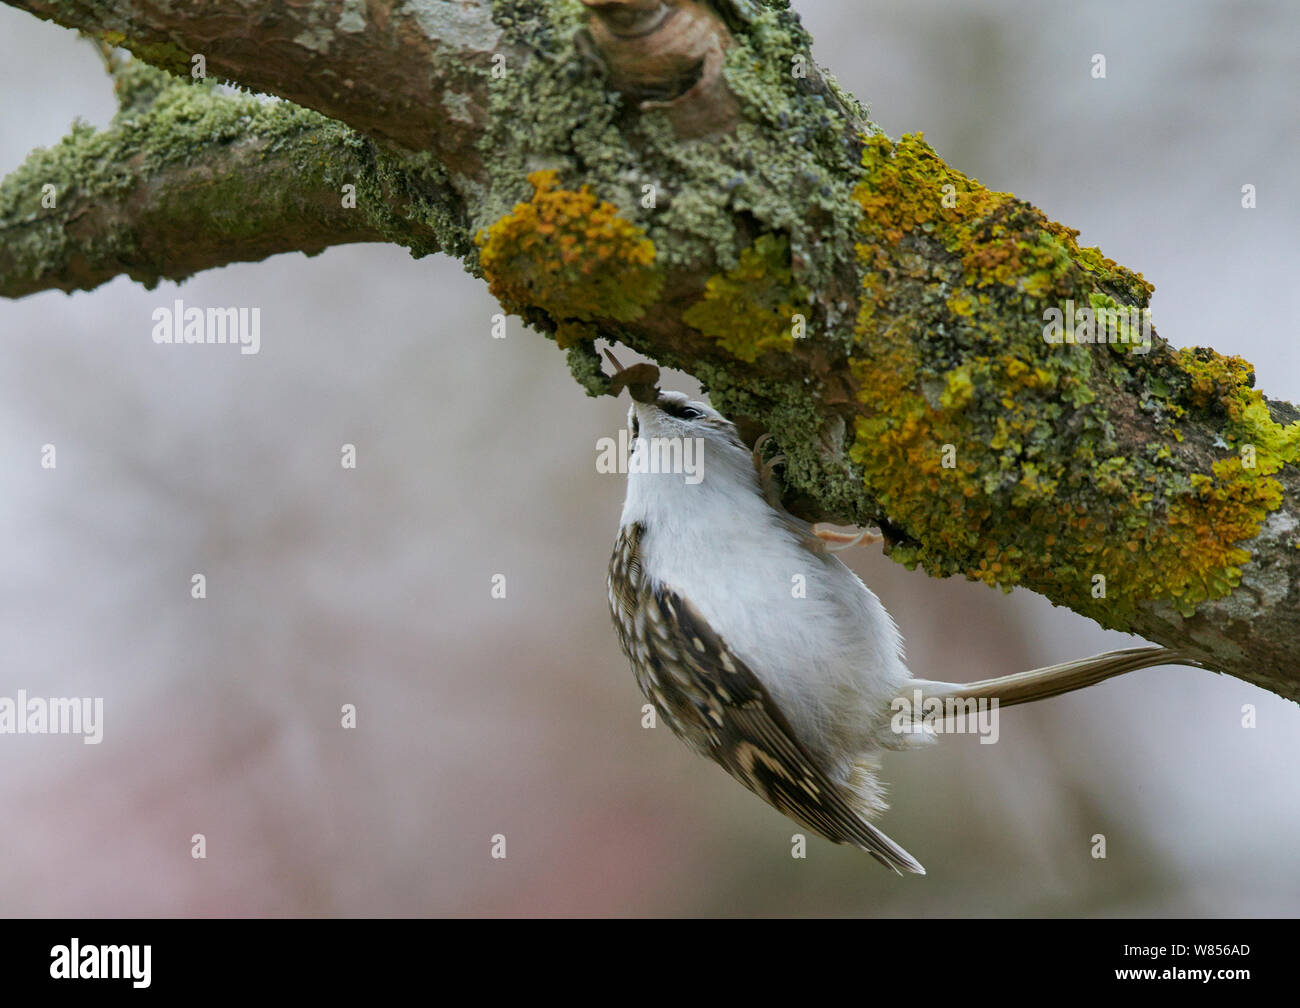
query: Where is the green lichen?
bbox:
[682,233,809,362]
[564,338,614,397]
[93,30,194,78]
[105,52,173,116]
[847,131,1299,625]
[0,60,468,291]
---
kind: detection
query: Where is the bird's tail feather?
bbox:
[909,646,1209,709]
[861,823,926,876]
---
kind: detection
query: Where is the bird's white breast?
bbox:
[618,441,911,769]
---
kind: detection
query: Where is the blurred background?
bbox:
[1,0,1297,916]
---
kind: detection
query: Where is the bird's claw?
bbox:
[813,527,882,552]
[752,434,787,508]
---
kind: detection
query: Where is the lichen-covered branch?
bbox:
[2,0,1297,699]
[0,60,469,296]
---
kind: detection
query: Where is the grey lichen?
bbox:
[337,0,369,35]
[403,0,502,51]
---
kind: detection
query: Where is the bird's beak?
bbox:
[603,348,660,404]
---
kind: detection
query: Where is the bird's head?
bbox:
[603,348,744,454]
[627,390,735,444]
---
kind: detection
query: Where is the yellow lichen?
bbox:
[477,170,662,328]
[847,132,1298,624]
[682,233,810,363]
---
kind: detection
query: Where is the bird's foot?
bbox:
[751,434,787,509]
[813,527,882,552]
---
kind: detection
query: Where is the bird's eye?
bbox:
[658,398,709,422]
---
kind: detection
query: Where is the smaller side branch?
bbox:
[0,65,466,298]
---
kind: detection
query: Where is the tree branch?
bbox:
[0,60,456,296]
[5,0,503,171]
[3,0,1297,699]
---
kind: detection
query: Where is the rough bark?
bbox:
[2,0,1297,700]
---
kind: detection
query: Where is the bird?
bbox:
[603,349,1208,874]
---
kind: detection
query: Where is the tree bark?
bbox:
[3,0,1297,699]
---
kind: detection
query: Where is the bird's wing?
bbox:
[642,582,925,875]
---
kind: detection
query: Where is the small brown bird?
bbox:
[604,351,1206,873]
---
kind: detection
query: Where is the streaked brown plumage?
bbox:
[609,522,924,872]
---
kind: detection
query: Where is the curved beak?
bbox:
[603,348,660,404]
